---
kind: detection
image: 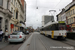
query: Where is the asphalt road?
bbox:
[0,32,75,50]
[0,33,32,50]
[28,32,75,50]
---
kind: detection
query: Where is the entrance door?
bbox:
[0,17,2,28]
[5,19,8,31]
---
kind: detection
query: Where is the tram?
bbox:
[40,21,67,39]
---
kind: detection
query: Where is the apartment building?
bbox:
[65,0,75,31]
[0,0,12,33]
[56,9,66,23]
[9,0,26,33]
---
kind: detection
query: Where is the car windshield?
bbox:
[11,32,20,35]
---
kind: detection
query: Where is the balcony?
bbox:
[20,21,25,24]
[4,9,13,18]
[0,6,13,18]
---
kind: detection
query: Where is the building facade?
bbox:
[65,0,75,31]
[8,0,26,33]
[56,9,66,23]
[42,15,54,26]
[0,0,12,33]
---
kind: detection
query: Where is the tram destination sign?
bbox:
[58,21,65,23]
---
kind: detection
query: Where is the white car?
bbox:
[8,31,26,43]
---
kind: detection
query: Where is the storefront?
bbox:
[20,23,26,33]
[71,24,75,32]
[0,17,2,29]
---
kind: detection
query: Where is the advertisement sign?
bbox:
[72,24,75,27]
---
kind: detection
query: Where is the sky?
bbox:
[25,0,72,29]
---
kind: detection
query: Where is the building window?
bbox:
[11,8,13,13]
[73,17,74,23]
[72,10,73,15]
[16,11,18,19]
[14,10,15,18]
[0,0,3,6]
[71,18,72,23]
[73,17,75,22]
[69,19,70,24]
[14,0,15,6]
[0,17,2,28]
[67,13,68,17]
[72,18,73,23]
[70,11,71,16]
[13,10,14,17]
[7,0,9,9]
[69,12,70,16]
[73,9,74,14]
[74,9,75,14]
[11,0,13,3]
[71,10,72,15]
[70,18,71,24]
[68,19,69,24]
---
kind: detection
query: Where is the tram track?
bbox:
[39,34,75,50]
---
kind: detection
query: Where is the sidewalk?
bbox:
[62,39,75,47]
[0,38,8,49]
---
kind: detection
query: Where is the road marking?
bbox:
[38,36,48,50]
[18,33,33,50]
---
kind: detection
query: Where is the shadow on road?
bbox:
[9,42,23,45]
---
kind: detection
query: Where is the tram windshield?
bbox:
[59,23,66,30]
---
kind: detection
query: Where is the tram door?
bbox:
[51,31,54,38]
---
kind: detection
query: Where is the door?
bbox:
[51,30,54,38]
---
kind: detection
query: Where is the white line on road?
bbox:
[18,33,33,50]
[38,35,48,50]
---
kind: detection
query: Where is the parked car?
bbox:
[8,31,26,43]
[26,30,29,34]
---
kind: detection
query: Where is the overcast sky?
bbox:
[25,0,72,29]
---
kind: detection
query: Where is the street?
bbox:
[0,33,31,50]
[0,32,75,50]
[28,32,75,50]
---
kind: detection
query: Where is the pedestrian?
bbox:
[0,29,3,42]
[4,30,9,42]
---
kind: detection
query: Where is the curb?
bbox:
[18,33,33,50]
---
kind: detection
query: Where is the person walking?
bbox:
[0,29,3,42]
[4,30,9,42]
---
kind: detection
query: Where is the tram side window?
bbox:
[51,24,59,30]
[55,24,59,30]
[41,29,44,31]
[51,25,55,30]
[50,25,52,30]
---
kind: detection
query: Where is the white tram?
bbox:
[40,21,67,39]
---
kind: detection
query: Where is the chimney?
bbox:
[62,8,65,11]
